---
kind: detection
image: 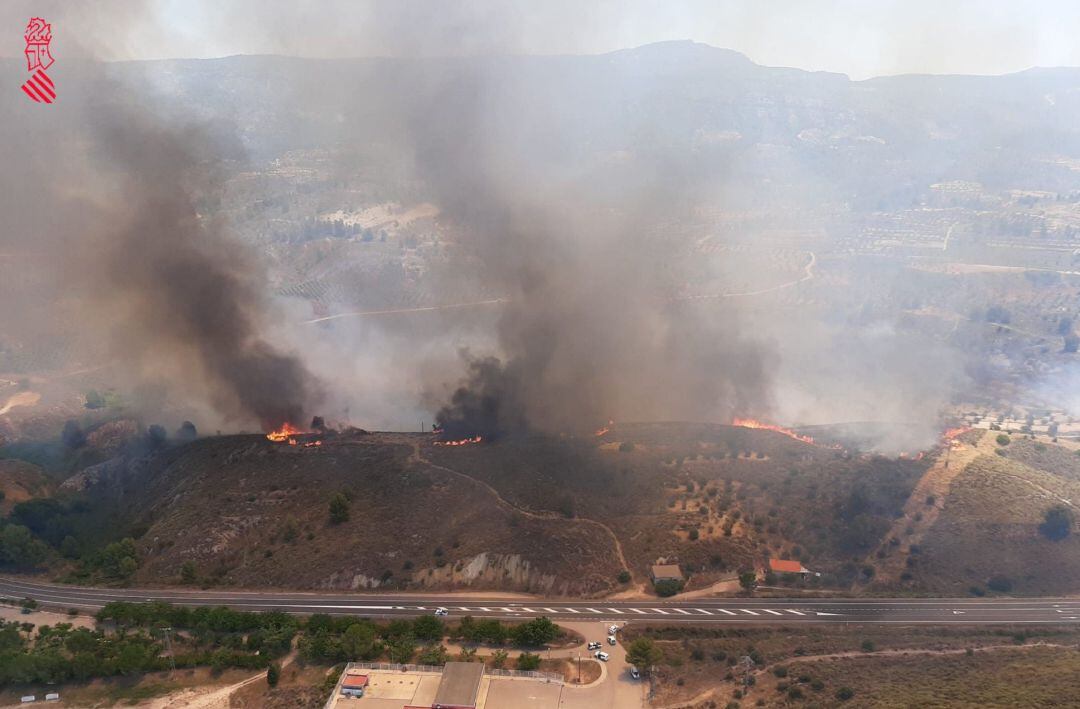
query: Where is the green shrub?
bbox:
[516,652,541,670]
[654,579,684,597]
[328,493,350,524]
[1039,505,1074,541]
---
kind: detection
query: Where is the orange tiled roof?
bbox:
[769,559,806,574]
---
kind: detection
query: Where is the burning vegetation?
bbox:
[433,435,483,447]
[266,423,303,444]
[731,417,824,447]
[265,422,324,447]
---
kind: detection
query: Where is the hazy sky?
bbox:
[4,0,1080,79]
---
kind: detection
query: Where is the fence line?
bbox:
[341,661,563,683]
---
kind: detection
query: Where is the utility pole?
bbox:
[158,627,176,674]
[740,654,755,695]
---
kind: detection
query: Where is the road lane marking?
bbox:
[479,607,491,612]
[501,607,516,612]
[566,608,580,613]
[520,607,536,612]
[739,609,759,615]
[586,608,601,614]
[651,608,670,615]
[784,609,806,615]
[672,608,692,615]
[543,607,558,613]
[607,608,625,614]
[762,609,782,615]
[715,609,736,615]
[631,608,649,614]
[695,609,713,615]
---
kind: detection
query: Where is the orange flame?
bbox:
[942,426,970,441]
[266,423,304,443]
[434,435,483,447]
[731,418,820,446]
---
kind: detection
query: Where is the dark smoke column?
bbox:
[80,113,322,430]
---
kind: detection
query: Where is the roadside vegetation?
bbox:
[0,601,570,695]
[1,602,296,687]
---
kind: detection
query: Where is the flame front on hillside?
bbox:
[731,417,821,446]
[434,435,483,447]
[942,426,970,441]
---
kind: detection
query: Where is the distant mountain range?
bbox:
[7,40,1080,209]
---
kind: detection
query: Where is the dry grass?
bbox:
[914,447,1080,595]
[627,624,1080,708]
[0,459,51,514]
[0,667,254,708]
[542,657,602,684]
[775,645,1080,708]
[229,663,333,708]
[83,432,621,596]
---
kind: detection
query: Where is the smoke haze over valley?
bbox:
[2,3,1080,453]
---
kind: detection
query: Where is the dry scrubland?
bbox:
[8,420,1080,596]
[626,624,1080,708]
[913,435,1080,595]
[81,432,623,595]
[0,460,51,515]
[409,422,927,591]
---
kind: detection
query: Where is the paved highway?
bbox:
[4,577,1080,624]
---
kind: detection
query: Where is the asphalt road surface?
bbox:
[4,577,1080,624]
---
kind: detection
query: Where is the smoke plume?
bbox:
[422,64,774,437]
[0,67,321,430]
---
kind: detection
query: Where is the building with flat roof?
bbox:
[340,671,368,697]
[650,563,684,582]
[432,661,485,709]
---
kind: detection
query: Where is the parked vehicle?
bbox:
[594,651,610,661]
[587,641,602,650]
[608,635,616,645]
[608,624,620,634]
[630,666,641,679]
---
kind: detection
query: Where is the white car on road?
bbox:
[434,607,449,616]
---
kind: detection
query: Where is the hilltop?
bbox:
[1,422,933,596]
[8,421,1080,597]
